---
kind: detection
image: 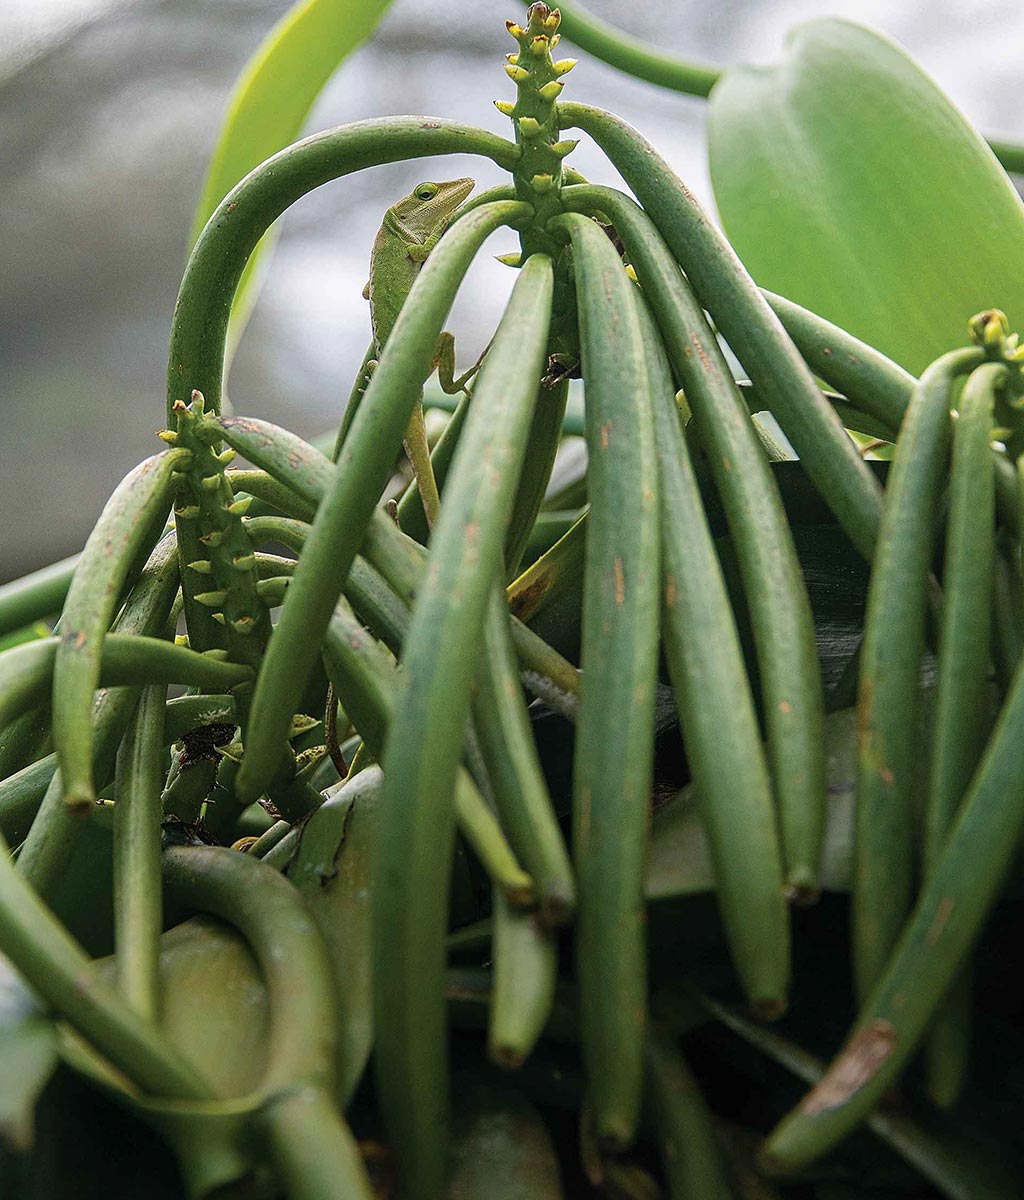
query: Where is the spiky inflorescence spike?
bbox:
[499,4,576,259]
[169,391,271,679]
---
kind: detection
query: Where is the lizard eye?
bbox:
[415,184,438,201]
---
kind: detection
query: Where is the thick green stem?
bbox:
[853,347,983,1003]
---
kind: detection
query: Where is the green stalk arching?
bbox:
[566,185,825,899]
[372,254,552,1200]
[764,637,1024,1168]
[473,589,575,926]
[18,536,181,894]
[113,685,165,1021]
[168,118,519,423]
[557,102,883,560]
[637,293,789,1013]
[643,1027,734,1200]
[236,200,532,805]
[0,830,211,1101]
[923,361,1001,1107]
[321,587,534,907]
[161,845,337,1096]
[229,470,317,521]
[853,347,984,1004]
[53,450,187,809]
[548,212,660,1151]
[488,889,558,1070]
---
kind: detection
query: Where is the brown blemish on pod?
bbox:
[801,1020,897,1115]
[613,556,625,605]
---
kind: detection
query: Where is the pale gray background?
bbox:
[2,0,1022,579]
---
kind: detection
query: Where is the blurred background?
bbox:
[2,0,1022,581]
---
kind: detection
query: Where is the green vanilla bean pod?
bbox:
[548,212,660,1150]
[18,536,181,893]
[507,509,587,624]
[923,362,1002,1107]
[473,589,575,926]
[0,554,79,639]
[639,298,789,1014]
[322,598,534,905]
[567,185,824,899]
[643,1027,734,1200]
[373,254,552,1200]
[112,685,165,1021]
[488,889,558,1069]
[237,200,531,804]
[166,391,271,666]
[168,118,519,423]
[0,829,211,1101]
[557,102,883,559]
[694,992,1021,1199]
[1,635,252,734]
[992,533,1024,690]
[53,450,186,809]
[853,346,983,1003]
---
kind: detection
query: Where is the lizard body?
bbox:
[357,177,476,527]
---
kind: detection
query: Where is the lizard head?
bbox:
[391,177,475,242]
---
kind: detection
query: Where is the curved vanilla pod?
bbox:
[372,254,552,1200]
[321,596,533,906]
[764,641,1024,1166]
[557,102,882,558]
[548,212,660,1150]
[637,298,790,1013]
[853,347,983,1003]
[168,118,519,423]
[566,185,823,899]
[474,590,575,926]
[18,536,181,893]
[112,685,165,1021]
[696,991,1021,1199]
[237,201,531,804]
[53,450,186,809]
[161,845,373,1199]
[0,829,210,1101]
[488,890,558,1070]
[644,1027,734,1200]
[923,362,1001,1107]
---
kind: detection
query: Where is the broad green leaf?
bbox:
[708,19,1024,374]
[191,0,396,347]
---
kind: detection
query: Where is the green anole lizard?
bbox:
[338,176,479,529]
